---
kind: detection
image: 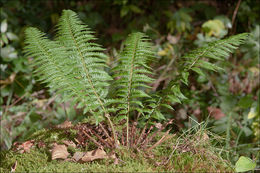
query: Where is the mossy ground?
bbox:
[0,126,234,172]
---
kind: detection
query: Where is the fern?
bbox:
[146,33,249,122]
[24,10,117,146]
[24,9,248,149]
[112,32,155,146]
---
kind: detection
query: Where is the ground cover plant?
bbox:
[0,9,252,172]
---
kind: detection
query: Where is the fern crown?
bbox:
[24,9,248,125]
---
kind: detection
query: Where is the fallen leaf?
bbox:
[114,157,119,165]
[56,120,72,129]
[72,152,85,162]
[37,141,46,148]
[16,140,34,153]
[51,144,70,160]
[167,34,180,44]
[0,73,16,85]
[63,140,76,148]
[155,123,162,129]
[81,148,107,162]
[10,160,17,172]
[207,107,226,120]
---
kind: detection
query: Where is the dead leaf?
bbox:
[37,141,46,148]
[0,73,16,85]
[81,148,107,162]
[10,160,17,172]
[113,157,119,165]
[63,140,76,148]
[72,152,85,162]
[167,34,180,44]
[51,144,70,160]
[56,120,72,129]
[207,107,226,120]
[155,123,162,129]
[16,140,34,153]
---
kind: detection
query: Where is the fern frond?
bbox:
[147,33,249,121]
[56,10,113,118]
[112,32,155,145]
[24,27,89,106]
[25,10,118,146]
[183,33,249,72]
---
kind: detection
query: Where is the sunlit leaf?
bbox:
[235,156,256,172]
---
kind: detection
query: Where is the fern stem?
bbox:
[126,36,139,147]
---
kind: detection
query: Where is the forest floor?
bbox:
[0,121,234,172]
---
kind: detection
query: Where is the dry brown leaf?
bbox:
[72,152,85,162]
[113,157,119,165]
[155,123,162,129]
[56,120,72,129]
[10,160,17,172]
[15,140,34,153]
[0,73,16,85]
[63,140,76,148]
[37,141,46,148]
[51,144,70,160]
[207,107,226,120]
[81,149,107,162]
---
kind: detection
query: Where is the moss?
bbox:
[0,128,234,172]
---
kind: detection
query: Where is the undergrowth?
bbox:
[0,9,249,172]
[0,123,233,172]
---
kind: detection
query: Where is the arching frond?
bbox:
[149,33,249,120]
[56,10,112,118]
[183,33,249,72]
[24,27,89,107]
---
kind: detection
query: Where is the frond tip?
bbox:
[183,33,249,72]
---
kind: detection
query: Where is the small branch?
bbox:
[121,130,125,146]
[165,140,180,165]
[152,56,175,91]
[140,125,154,146]
[231,0,242,34]
[130,122,137,147]
[89,129,112,148]
[98,123,114,147]
[134,124,147,147]
[146,129,174,152]
[82,130,103,148]
[142,119,173,148]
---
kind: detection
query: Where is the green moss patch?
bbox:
[0,127,234,172]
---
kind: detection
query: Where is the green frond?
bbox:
[24,27,90,109]
[112,32,155,118]
[56,10,113,118]
[183,33,249,72]
[146,33,249,121]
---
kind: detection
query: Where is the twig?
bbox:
[134,124,147,147]
[130,122,137,147]
[146,129,174,152]
[142,119,173,148]
[121,130,125,146]
[152,55,176,91]
[231,0,242,34]
[82,130,103,148]
[99,123,114,146]
[140,125,154,146]
[165,140,180,165]
[89,129,112,148]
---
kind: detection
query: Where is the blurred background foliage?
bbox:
[0,0,259,166]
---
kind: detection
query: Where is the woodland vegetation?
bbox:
[0,0,259,172]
